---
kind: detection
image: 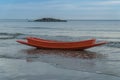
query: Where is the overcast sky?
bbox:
[0,0,120,19]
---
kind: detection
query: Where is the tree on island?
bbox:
[34,18,67,22]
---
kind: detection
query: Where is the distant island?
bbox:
[34,18,67,22]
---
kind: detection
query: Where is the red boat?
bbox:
[17,37,107,50]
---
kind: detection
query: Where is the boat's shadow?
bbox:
[22,48,105,60]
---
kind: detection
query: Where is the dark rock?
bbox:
[34,18,67,22]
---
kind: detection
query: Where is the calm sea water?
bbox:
[0,19,120,80]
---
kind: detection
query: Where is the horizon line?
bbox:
[0,19,120,21]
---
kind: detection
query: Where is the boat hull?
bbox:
[26,37,96,49]
[16,37,107,50]
[17,40,106,50]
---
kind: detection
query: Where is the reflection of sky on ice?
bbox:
[0,58,120,80]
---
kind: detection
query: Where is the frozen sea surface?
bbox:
[0,58,120,80]
[0,20,120,80]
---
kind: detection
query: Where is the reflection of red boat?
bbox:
[17,37,107,50]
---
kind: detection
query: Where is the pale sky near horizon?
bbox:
[0,0,120,19]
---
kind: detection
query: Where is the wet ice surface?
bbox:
[0,58,120,80]
[0,40,120,80]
